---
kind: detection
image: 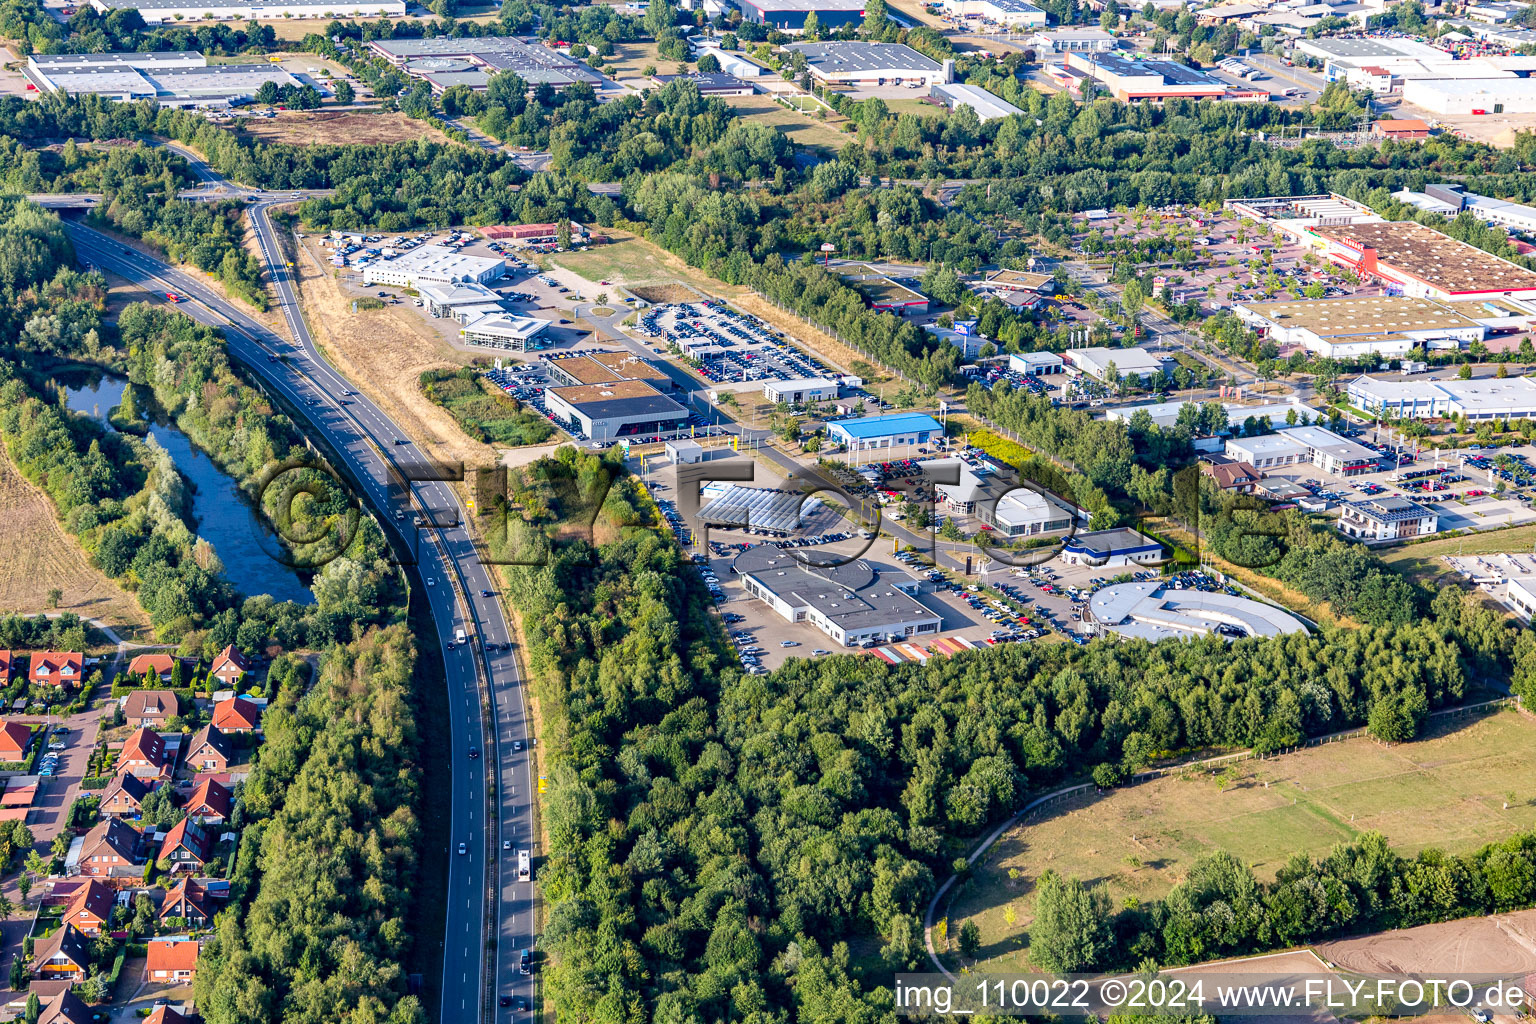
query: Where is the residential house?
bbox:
[145,939,199,984]
[122,690,179,728]
[100,773,153,817]
[160,878,214,928]
[1200,456,1264,494]
[211,696,261,734]
[29,651,83,688]
[145,1007,190,1024]
[0,721,32,761]
[126,654,182,685]
[32,923,90,978]
[182,777,233,826]
[36,989,94,1024]
[185,725,232,772]
[118,727,172,780]
[77,818,143,878]
[158,819,213,873]
[0,650,11,686]
[208,645,250,688]
[61,879,116,936]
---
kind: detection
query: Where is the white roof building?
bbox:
[1061,346,1166,381]
[939,0,1049,28]
[1404,77,1536,115]
[1232,294,1506,360]
[87,0,403,20]
[782,42,951,87]
[929,82,1023,121]
[1347,374,1536,421]
[458,314,552,352]
[1089,580,1309,642]
[763,377,839,404]
[25,51,302,107]
[361,245,505,289]
[1024,27,1118,52]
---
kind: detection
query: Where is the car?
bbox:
[516,999,529,1012]
[426,577,436,586]
[458,842,467,855]
[513,740,524,751]
[468,747,479,759]
[503,839,512,851]
[500,996,512,1007]
[780,640,799,647]
[812,649,830,656]
[1471,1011,1491,1024]
[481,589,493,598]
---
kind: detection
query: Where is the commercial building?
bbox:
[665,439,705,464]
[938,0,1048,28]
[826,412,944,451]
[737,0,866,31]
[368,37,600,92]
[25,51,301,107]
[545,380,689,440]
[546,351,676,392]
[782,42,952,87]
[1404,77,1536,115]
[88,0,402,19]
[1346,374,1536,421]
[842,266,931,314]
[690,43,768,77]
[1225,193,1383,244]
[975,487,1080,536]
[651,72,755,95]
[1089,580,1308,641]
[1392,183,1536,235]
[458,314,552,352]
[764,377,839,404]
[1294,36,1451,66]
[362,245,505,289]
[1308,221,1536,301]
[731,546,942,647]
[1061,346,1166,382]
[1065,51,1249,103]
[1060,528,1167,568]
[975,268,1056,310]
[928,82,1023,121]
[1231,294,1497,359]
[1338,495,1439,541]
[1023,27,1118,52]
[1105,398,1316,432]
[1008,351,1065,376]
[417,281,504,319]
[1224,425,1379,477]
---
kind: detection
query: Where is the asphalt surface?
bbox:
[63,199,534,1022]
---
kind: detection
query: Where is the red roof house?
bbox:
[100,773,153,817]
[158,819,214,873]
[208,645,250,687]
[160,878,215,928]
[29,651,83,688]
[122,689,179,727]
[61,879,116,936]
[118,727,171,780]
[0,650,11,686]
[211,696,261,733]
[76,818,143,878]
[145,940,199,983]
[0,721,32,761]
[185,725,232,772]
[183,777,233,825]
[126,654,180,684]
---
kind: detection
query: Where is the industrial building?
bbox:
[826,412,944,451]
[763,378,839,404]
[1224,425,1380,477]
[1346,374,1536,421]
[651,72,754,95]
[1308,221,1536,301]
[1404,77,1536,116]
[1061,346,1167,382]
[731,546,942,647]
[24,51,301,107]
[1008,351,1065,376]
[361,245,506,289]
[1089,580,1308,642]
[1391,183,1536,235]
[544,380,689,441]
[1338,496,1440,542]
[87,0,403,19]
[1023,27,1118,52]
[545,351,677,392]
[368,36,600,92]
[736,0,866,31]
[1231,294,1515,359]
[690,44,767,77]
[782,42,952,87]
[1064,51,1260,103]
[1105,398,1317,432]
[938,0,1048,28]
[842,266,931,315]
[1294,36,1451,66]
[458,314,552,352]
[928,82,1023,121]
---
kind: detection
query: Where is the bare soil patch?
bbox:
[1317,908,1536,975]
[238,109,450,147]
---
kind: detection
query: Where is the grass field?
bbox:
[421,370,556,448]
[1377,522,1536,585]
[239,109,449,146]
[598,40,664,81]
[946,710,1536,971]
[722,96,852,154]
[548,232,744,295]
[0,444,151,639]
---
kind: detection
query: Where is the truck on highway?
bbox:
[517,848,531,883]
[455,628,466,644]
[165,292,181,303]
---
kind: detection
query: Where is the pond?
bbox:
[59,370,315,606]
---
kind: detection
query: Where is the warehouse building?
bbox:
[1224,425,1380,477]
[731,546,942,647]
[362,246,505,289]
[783,42,952,87]
[1403,77,1536,115]
[1008,351,1065,376]
[737,0,866,31]
[1089,580,1308,641]
[1105,398,1316,432]
[89,0,402,18]
[25,51,301,107]
[1347,375,1536,421]
[1391,183,1536,235]
[827,412,944,451]
[1023,27,1117,52]
[690,43,767,77]
[928,82,1023,121]
[1338,496,1439,542]
[1293,36,1451,66]
[650,72,755,95]
[369,36,600,92]
[545,380,689,440]
[764,377,839,404]
[1308,221,1536,301]
[1062,346,1167,382]
[1065,51,1234,103]
[938,0,1048,28]
[1231,294,1496,359]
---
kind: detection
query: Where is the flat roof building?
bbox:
[1225,425,1379,477]
[87,0,403,18]
[1338,495,1439,542]
[764,377,839,404]
[977,269,1056,310]
[458,314,551,352]
[1347,374,1536,421]
[650,72,755,95]
[938,0,1048,27]
[1062,346,1166,382]
[1403,77,1536,116]
[929,82,1023,121]
[738,0,866,31]
[1232,294,1494,359]
[545,379,689,441]
[1060,527,1166,568]
[975,487,1079,537]
[25,51,301,107]
[1009,351,1065,376]
[369,36,600,91]
[666,439,705,465]
[1024,27,1118,52]
[1067,51,1232,103]
[1089,580,1308,641]
[1293,37,1451,64]
[1309,221,1536,301]
[827,412,944,451]
[417,281,504,319]
[362,245,505,289]
[842,266,931,315]
[731,545,942,647]
[782,42,951,87]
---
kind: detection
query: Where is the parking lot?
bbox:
[635,301,840,388]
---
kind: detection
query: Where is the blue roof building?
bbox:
[826,412,944,451]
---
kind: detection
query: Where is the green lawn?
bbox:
[421,370,555,447]
[1378,521,1536,585]
[943,709,1536,972]
[722,96,852,154]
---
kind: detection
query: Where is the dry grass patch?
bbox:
[722,95,852,153]
[238,109,451,146]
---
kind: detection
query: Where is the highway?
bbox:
[62,193,533,1022]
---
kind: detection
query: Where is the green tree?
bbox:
[334,80,354,104]
[1030,871,1111,972]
